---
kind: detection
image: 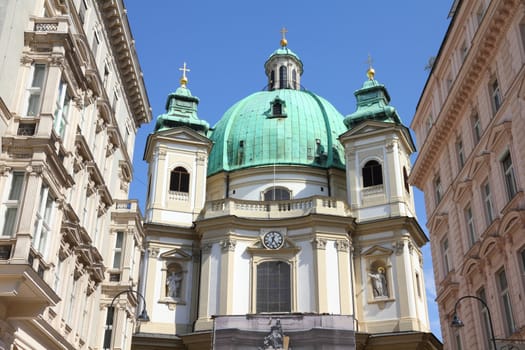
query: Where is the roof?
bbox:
[207,89,347,175]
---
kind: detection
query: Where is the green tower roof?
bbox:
[154,64,210,134]
[344,69,402,129]
[207,89,347,175]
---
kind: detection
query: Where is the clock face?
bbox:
[263,231,284,249]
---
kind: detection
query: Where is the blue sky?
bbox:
[125,0,453,339]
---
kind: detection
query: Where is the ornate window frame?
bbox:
[246,229,300,314]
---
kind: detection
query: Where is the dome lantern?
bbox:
[264,28,303,91]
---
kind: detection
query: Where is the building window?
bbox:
[79,0,87,24]
[482,181,494,226]
[269,70,275,90]
[456,137,465,168]
[362,160,383,187]
[113,231,124,269]
[279,66,287,89]
[256,261,291,313]
[472,113,481,144]
[33,185,54,256]
[26,64,46,116]
[434,175,443,205]
[491,79,502,114]
[169,167,190,193]
[442,238,451,275]
[2,172,24,236]
[292,69,297,89]
[477,287,493,350]
[103,306,115,350]
[91,30,99,58]
[501,152,518,201]
[53,80,70,139]
[465,204,477,247]
[403,167,410,193]
[497,269,515,336]
[264,187,291,201]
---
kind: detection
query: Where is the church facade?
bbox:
[135,35,441,350]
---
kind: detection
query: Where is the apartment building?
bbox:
[411,0,525,348]
[0,0,151,349]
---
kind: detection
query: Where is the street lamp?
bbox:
[451,295,497,350]
[104,289,150,349]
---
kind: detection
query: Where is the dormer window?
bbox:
[269,97,286,118]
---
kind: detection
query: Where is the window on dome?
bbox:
[264,187,291,201]
[169,167,189,193]
[273,102,282,116]
[279,66,287,89]
[256,261,291,313]
[270,70,275,90]
[362,160,383,187]
[292,69,297,89]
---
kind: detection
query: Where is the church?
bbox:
[133,33,441,350]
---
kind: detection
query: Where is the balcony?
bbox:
[0,243,60,318]
[201,196,351,220]
[25,16,69,45]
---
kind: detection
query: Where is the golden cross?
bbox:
[366,54,373,69]
[280,27,288,41]
[179,62,190,80]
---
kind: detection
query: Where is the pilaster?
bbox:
[219,238,236,314]
[312,237,328,313]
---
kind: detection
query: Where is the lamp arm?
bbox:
[453,295,497,350]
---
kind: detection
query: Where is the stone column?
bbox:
[195,243,213,331]
[219,238,236,315]
[312,237,328,313]
[336,239,352,314]
[12,166,42,263]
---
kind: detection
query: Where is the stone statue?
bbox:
[369,267,388,297]
[166,271,182,298]
[260,320,284,350]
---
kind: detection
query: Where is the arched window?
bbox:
[362,160,383,187]
[403,167,410,193]
[256,261,291,312]
[279,66,287,89]
[264,187,291,201]
[270,70,275,90]
[169,167,189,192]
[292,69,297,89]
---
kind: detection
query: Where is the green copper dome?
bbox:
[344,72,401,129]
[207,89,346,175]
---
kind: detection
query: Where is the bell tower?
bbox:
[340,66,430,333]
[143,64,212,227]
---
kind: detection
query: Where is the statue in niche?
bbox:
[166,271,183,298]
[368,266,388,298]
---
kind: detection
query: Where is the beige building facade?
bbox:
[0,0,151,349]
[411,0,525,348]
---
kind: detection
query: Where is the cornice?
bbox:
[97,0,152,127]
[411,0,519,188]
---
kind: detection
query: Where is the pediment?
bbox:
[160,248,192,261]
[452,178,472,202]
[156,126,211,144]
[466,151,490,179]
[429,212,448,233]
[486,120,511,150]
[362,245,393,257]
[340,120,395,139]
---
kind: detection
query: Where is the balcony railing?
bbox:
[202,196,350,220]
